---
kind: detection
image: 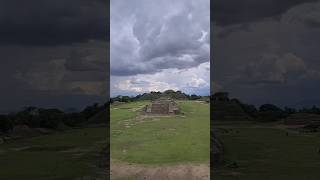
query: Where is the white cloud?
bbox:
[111,62,210,96]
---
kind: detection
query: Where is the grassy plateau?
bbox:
[0,127,107,180]
[214,121,320,180]
[110,100,210,165]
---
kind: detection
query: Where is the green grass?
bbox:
[110,100,210,165]
[214,121,320,180]
[0,127,107,180]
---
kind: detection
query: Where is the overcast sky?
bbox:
[212,0,320,107]
[2,0,320,113]
[0,0,108,113]
[110,0,210,97]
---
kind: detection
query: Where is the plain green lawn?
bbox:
[0,127,107,180]
[110,100,210,165]
[214,121,320,180]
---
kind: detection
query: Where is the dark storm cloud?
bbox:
[0,0,108,46]
[64,43,108,72]
[0,0,109,113]
[212,0,318,26]
[13,41,108,95]
[213,0,320,106]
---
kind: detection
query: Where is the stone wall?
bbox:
[151,103,170,114]
[143,99,180,115]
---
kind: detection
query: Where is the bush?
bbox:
[240,103,258,118]
[62,113,86,127]
[0,115,13,133]
[38,109,64,129]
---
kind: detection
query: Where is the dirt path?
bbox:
[111,162,210,180]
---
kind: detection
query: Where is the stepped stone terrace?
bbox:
[143,98,180,115]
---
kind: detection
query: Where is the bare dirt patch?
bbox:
[111,162,210,180]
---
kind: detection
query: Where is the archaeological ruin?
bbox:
[212,92,252,121]
[143,98,180,115]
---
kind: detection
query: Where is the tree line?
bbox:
[212,92,320,122]
[0,103,108,133]
[241,103,320,121]
[111,90,208,103]
[1,90,208,133]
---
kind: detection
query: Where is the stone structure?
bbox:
[112,101,125,106]
[144,98,180,115]
[212,92,252,121]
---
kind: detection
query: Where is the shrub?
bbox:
[0,115,13,133]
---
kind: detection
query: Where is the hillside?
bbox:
[87,109,109,125]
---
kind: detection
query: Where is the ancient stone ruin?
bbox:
[143,98,180,115]
[212,92,252,121]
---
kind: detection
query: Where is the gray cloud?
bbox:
[110,0,209,76]
[213,0,320,106]
[239,53,308,85]
[0,0,108,46]
[14,41,108,96]
[212,0,318,26]
[0,1,109,113]
[64,42,108,72]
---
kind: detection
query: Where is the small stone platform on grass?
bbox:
[143,98,180,115]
